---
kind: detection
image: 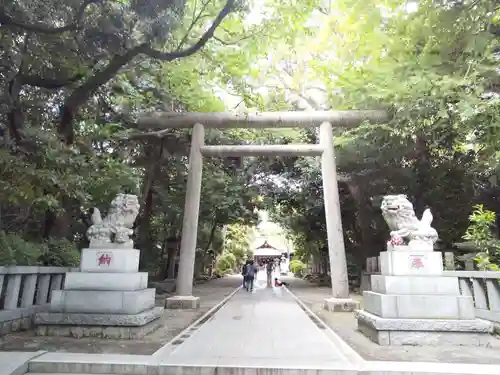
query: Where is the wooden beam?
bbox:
[137,110,388,130]
[200,144,324,157]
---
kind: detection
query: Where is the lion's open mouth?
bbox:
[384,206,399,211]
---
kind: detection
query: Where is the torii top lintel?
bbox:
[138,110,387,130]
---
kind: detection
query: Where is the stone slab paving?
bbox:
[161,272,356,369]
[0,277,240,354]
[286,276,500,364]
[0,351,45,375]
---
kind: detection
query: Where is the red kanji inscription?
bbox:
[411,257,424,269]
[97,253,111,266]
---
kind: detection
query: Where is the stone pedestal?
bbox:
[324,298,360,312]
[356,246,493,346]
[34,247,163,339]
[165,295,200,309]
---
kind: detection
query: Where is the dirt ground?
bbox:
[0,277,239,354]
[287,277,500,364]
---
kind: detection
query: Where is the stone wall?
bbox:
[0,266,76,335]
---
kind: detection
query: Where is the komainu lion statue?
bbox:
[381,194,438,249]
[86,194,140,248]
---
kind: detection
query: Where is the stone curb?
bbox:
[283,286,365,364]
[151,285,242,358]
[360,360,500,375]
[23,359,500,375]
[27,353,153,375]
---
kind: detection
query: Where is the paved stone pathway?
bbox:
[160,271,355,368]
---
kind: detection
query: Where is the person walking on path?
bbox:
[241,260,250,289]
[266,260,274,287]
[245,260,258,292]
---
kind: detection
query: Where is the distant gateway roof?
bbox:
[256,241,277,249]
[254,241,282,257]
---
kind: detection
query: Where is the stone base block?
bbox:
[355,309,493,347]
[80,248,140,273]
[50,288,155,314]
[35,306,163,326]
[363,291,474,319]
[0,304,47,336]
[35,320,160,340]
[380,251,443,276]
[323,298,360,312]
[34,306,163,339]
[166,296,200,309]
[64,272,148,291]
[371,274,460,295]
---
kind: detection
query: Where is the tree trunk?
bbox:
[165,246,177,279]
[138,186,154,269]
[43,197,78,239]
[321,249,329,275]
[346,180,378,260]
[137,143,164,269]
[199,221,218,275]
[414,134,431,215]
[47,210,73,238]
[161,235,181,280]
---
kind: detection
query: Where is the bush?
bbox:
[462,204,500,271]
[0,232,42,266]
[0,232,80,267]
[39,237,80,267]
[289,259,307,277]
[215,252,236,274]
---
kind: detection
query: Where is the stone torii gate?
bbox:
[138,110,386,310]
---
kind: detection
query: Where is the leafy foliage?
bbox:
[0,232,42,266]
[215,224,252,274]
[289,259,307,277]
[0,232,80,266]
[463,205,500,271]
[215,252,237,274]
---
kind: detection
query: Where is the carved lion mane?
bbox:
[381,194,438,246]
[107,194,140,228]
[87,194,140,247]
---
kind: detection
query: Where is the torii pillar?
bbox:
[320,122,360,312]
[165,123,205,309]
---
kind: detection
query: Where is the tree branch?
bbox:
[58,0,236,145]
[20,72,86,89]
[213,31,264,46]
[59,44,146,144]
[142,0,235,61]
[0,0,101,34]
[176,0,213,50]
[214,25,269,46]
